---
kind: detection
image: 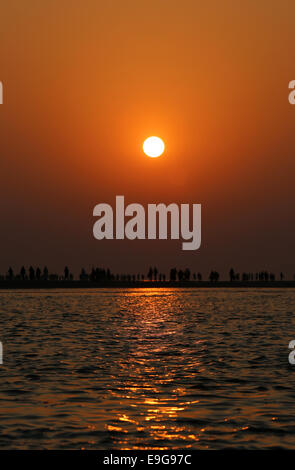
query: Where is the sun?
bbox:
[143,136,165,158]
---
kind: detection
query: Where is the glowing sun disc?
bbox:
[143,136,165,158]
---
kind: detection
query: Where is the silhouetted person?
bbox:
[43,266,49,280]
[280,272,284,281]
[209,271,219,282]
[197,272,202,281]
[7,267,14,280]
[64,266,69,280]
[80,268,88,280]
[20,266,26,280]
[153,267,158,281]
[147,267,153,281]
[229,268,235,282]
[29,266,35,281]
[36,267,41,280]
[184,268,191,281]
[170,268,177,281]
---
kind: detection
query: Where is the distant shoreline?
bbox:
[0,280,295,289]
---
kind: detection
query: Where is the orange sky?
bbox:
[0,1,295,277]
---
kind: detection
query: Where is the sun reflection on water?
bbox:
[103,289,206,448]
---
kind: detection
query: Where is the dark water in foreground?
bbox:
[0,288,295,450]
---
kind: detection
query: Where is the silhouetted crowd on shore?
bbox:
[1,266,73,282]
[0,266,293,282]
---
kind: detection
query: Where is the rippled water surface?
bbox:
[1,288,295,449]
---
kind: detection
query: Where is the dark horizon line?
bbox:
[1,279,295,290]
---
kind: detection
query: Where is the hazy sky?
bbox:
[0,1,295,277]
